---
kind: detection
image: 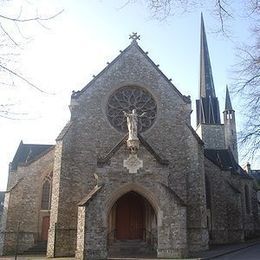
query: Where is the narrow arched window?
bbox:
[245,185,251,214]
[41,180,51,210]
[205,175,211,210]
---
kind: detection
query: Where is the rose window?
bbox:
[107,86,157,133]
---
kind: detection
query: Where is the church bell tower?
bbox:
[223,86,238,162]
[196,14,225,149]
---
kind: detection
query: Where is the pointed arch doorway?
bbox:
[108,191,157,245]
[116,192,144,239]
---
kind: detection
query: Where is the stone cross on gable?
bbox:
[129,32,140,41]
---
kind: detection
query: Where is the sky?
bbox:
[0,0,259,191]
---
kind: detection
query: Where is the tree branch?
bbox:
[0,9,64,23]
[0,64,49,94]
[0,23,18,45]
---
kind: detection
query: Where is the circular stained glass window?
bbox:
[107,86,157,133]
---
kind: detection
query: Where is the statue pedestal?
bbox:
[124,138,143,173]
[127,139,139,153]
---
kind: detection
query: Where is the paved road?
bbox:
[215,243,260,260]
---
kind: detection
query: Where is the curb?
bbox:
[199,241,259,259]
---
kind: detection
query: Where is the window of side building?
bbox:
[41,178,52,210]
[245,185,251,214]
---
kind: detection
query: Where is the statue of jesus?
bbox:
[123,109,145,141]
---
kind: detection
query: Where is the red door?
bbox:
[41,216,50,241]
[116,192,144,240]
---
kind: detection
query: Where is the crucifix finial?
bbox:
[129,32,140,41]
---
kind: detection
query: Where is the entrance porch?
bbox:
[107,191,157,257]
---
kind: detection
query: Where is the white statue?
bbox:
[123,109,138,140]
[123,109,146,141]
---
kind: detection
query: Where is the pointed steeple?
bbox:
[200,13,216,98]
[223,85,238,162]
[196,14,221,125]
[225,85,233,111]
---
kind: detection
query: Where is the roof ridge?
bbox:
[71,40,190,103]
[22,143,53,147]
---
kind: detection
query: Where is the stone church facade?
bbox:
[0,16,259,259]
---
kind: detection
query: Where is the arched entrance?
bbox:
[116,192,144,240]
[108,191,157,257]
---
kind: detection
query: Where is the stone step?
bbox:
[109,239,156,258]
[110,240,147,246]
[22,241,47,255]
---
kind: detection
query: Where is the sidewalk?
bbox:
[193,238,260,259]
[0,239,259,260]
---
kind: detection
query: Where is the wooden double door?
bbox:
[116,192,144,240]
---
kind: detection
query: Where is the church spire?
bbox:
[199,13,216,98]
[225,85,233,111]
[196,14,221,126]
[223,85,238,162]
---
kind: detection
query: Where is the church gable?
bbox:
[63,39,194,166]
[69,40,191,129]
[72,40,189,103]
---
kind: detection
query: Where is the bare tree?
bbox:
[0,0,63,119]
[233,24,260,160]
[122,0,233,30]
[120,0,260,160]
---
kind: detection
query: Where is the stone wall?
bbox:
[47,141,63,257]
[205,157,257,244]
[185,128,208,252]
[196,124,225,149]
[0,193,9,255]
[223,111,238,162]
[0,149,54,255]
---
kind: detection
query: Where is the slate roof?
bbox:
[10,141,54,171]
[249,170,260,188]
[199,13,216,98]
[204,148,251,178]
[249,170,260,177]
[225,85,233,111]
